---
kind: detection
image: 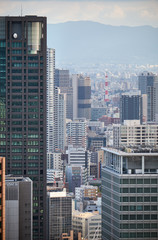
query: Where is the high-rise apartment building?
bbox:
[0,157,5,240]
[72,74,91,120]
[5,176,33,240]
[120,94,142,123]
[102,147,158,240]
[0,16,47,239]
[66,118,87,149]
[47,48,55,167]
[54,87,66,152]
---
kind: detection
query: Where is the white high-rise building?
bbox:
[66,118,87,149]
[47,48,55,168]
[54,87,66,152]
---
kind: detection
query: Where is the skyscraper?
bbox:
[72,74,91,120]
[47,48,55,168]
[55,69,73,120]
[120,94,142,124]
[138,72,158,122]
[0,16,47,239]
[102,147,158,240]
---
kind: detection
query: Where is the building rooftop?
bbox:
[102,147,158,156]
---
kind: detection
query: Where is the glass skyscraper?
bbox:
[0,16,47,239]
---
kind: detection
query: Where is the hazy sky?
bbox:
[0,0,158,27]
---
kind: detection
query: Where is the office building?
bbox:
[47,189,72,240]
[87,132,106,151]
[47,48,55,167]
[113,120,158,148]
[72,211,101,240]
[65,165,87,193]
[55,69,73,120]
[5,176,32,240]
[75,185,98,201]
[72,74,91,120]
[138,72,158,122]
[67,146,90,183]
[54,87,66,152]
[0,16,47,239]
[102,147,158,240]
[120,94,142,123]
[66,118,87,149]
[0,157,5,240]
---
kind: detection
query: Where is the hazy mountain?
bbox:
[47,21,158,65]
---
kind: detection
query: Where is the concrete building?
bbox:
[47,189,72,240]
[120,94,142,124]
[54,87,66,152]
[5,176,32,240]
[47,48,55,167]
[0,157,5,240]
[66,118,87,149]
[72,74,91,120]
[138,72,158,122]
[102,147,158,240]
[65,165,83,193]
[0,16,47,239]
[55,69,73,120]
[67,146,90,183]
[87,132,106,151]
[72,211,101,240]
[47,169,63,183]
[75,185,98,201]
[113,120,158,148]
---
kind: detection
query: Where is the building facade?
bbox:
[66,118,87,149]
[47,48,55,167]
[120,94,142,124]
[0,16,47,239]
[5,176,32,240]
[72,211,101,240]
[48,189,72,240]
[102,147,158,240]
[0,157,5,240]
[72,74,91,120]
[113,120,158,148]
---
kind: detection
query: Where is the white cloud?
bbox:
[0,0,158,27]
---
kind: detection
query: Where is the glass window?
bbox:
[137,232,143,238]
[144,206,150,211]
[130,179,136,184]
[122,179,129,184]
[137,197,143,202]
[130,197,136,202]
[130,188,136,193]
[151,179,157,184]
[151,223,157,229]
[151,205,157,211]
[137,188,143,193]
[137,179,143,184]
[130,224,136,229]
[144,232,150,238]
[144,223,150,228]
[144,188,150,193]
[151,196,157,202]
[151,188,157,193]
[144,215,150,220]
[144,196,150,202]
[123,188,128,193]
[130,215,136,220]
[137,215,143,220]
[130,232,136,238]
[144,179,150,184]
[137,223,143,229]
[130,206,136,211]
[151,214,157,220]
[137,205,143,211]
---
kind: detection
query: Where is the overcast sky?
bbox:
[0,0,158,27]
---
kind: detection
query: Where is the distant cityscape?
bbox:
[0,15,158,240]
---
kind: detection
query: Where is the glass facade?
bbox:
[0,16,47,240]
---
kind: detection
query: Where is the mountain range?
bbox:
[47,21,158,65]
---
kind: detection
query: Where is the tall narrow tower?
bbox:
[0,16,47,239]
